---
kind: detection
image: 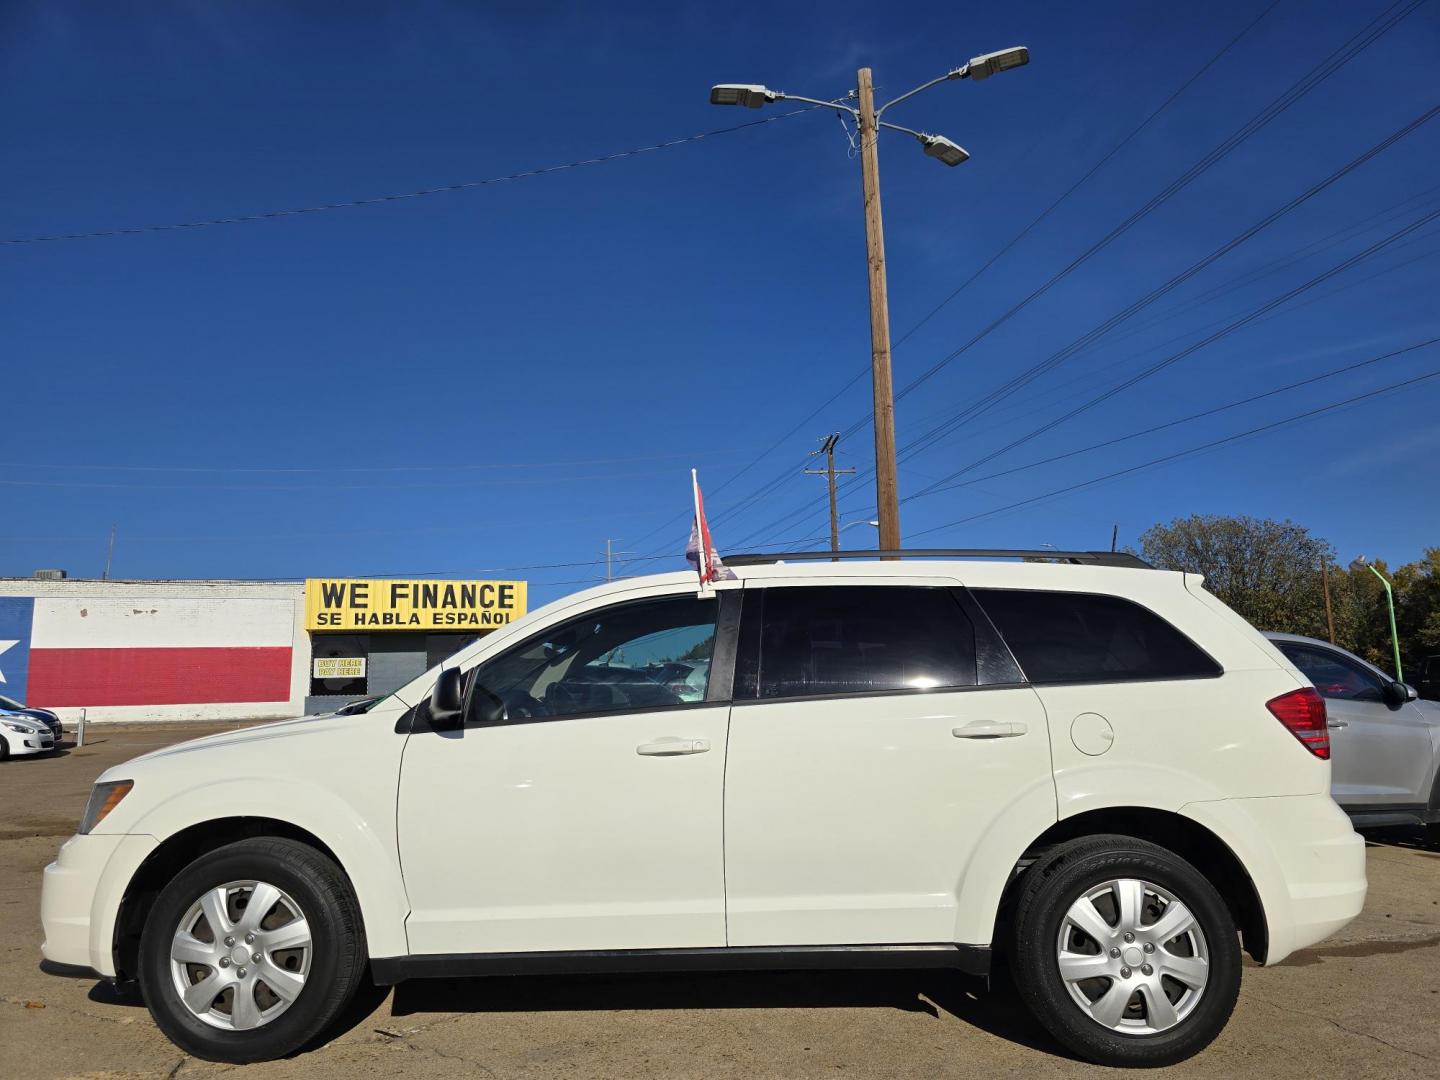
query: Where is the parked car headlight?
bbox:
[78,780,134,835]
[2,720,36,733]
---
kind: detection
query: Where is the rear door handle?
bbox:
[636,738,710,756]
[1327,720,1349,729]
[952,720,1027,739]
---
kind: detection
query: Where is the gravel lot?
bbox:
[2,723,1438,1079]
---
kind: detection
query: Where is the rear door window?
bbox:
[735,585,977,700]
[971,589,1220,685]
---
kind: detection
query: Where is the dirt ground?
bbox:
[2,722,1438,1079]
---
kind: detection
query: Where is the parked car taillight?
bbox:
[1266,687,1329,759]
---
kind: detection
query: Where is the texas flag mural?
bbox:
[0,595,293,707]
[0,597,35,702]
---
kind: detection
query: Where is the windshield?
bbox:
[0,694,23,711]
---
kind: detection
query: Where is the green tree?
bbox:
[1138,515,1333,636]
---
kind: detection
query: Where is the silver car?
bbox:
[1266,632,1440,836]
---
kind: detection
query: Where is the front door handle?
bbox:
[952,720,1027,739]
[636,738,710,756]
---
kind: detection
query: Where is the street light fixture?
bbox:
[921,134,970,167]
[709,46,1031,550]
[956,46,1030,81]
[709,84,777,108]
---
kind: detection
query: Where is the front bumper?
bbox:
[40,833,157,978]
[3,729,55,755]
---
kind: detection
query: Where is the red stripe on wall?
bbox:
[27,646,293,706]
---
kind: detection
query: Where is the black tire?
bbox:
[0,736,9,760]
[137,837,367,1063]
[1010,834,1241,1068]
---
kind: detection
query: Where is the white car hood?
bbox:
[120,713,342,767]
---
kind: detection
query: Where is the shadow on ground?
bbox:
[389,967,1071,1058]
[1360,823,1440,853]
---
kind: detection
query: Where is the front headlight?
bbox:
[79,780,134,835]
[2,720,34,733]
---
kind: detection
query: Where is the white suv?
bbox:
[40,551,1365,1067]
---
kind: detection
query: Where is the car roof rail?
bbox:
[723,548,1153,569]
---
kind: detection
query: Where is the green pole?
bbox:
[1366,564,1403,682]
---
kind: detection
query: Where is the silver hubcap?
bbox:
[1055,877,1210,1035]
[169,880,312,1030]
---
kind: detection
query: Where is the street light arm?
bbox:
[775,91,859,116]
[876,119,925,139]
[876,73,952,118]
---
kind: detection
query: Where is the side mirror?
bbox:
[1381,680,1413,708]
[429,668,465,728]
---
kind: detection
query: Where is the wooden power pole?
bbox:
[805,433,857,555]
[603,539,631,582]
[1322,562,1337,643]
[856,67,900,553]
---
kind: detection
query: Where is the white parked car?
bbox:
[1,711,57,758]
[40,551,1365,1067]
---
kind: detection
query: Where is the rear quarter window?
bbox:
[971,588,1221,685]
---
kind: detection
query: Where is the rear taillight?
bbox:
[1266,687,1329,759]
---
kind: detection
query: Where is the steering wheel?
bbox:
[503,692,549,719]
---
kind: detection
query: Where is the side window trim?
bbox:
[951,586,1027,687]
[704,589,742,704]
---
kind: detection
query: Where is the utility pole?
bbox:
[805,433,857,555]
[102,525,116,581]
[1322,562,1337,644]
[856,67,900,553]
[1110,524,1119,553]
[709,47,1028,557]
[603,539,632,582]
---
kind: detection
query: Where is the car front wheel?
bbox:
[1010,834,1241,1067]
[137,837,367,1063]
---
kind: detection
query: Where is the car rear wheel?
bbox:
[1010,834,1241,1067]
[138,838,366,1063]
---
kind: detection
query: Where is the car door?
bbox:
[397,588,738,955]
[722,579,1053,947]
[1277,641,1433,807]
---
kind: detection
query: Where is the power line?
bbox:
[908,336,1440,499]
[687,0,1426,552]
[806,237,1440,540]
[910,200,1440,496]
[0,464,720,492]
[765,91,1440,540]
[1,106,820,247]
[891,0,1287,351]
[904,365,1440,540]
[852,0,1426,435]
[667,3,1289,551]
[0,445,760,475]
[897,101,1440,470]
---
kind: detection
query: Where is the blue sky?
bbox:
[2,0,1437,604]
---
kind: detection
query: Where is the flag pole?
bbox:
[691,469,711,594]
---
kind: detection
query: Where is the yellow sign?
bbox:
[305,578,526,632]
[313,657,366,679]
